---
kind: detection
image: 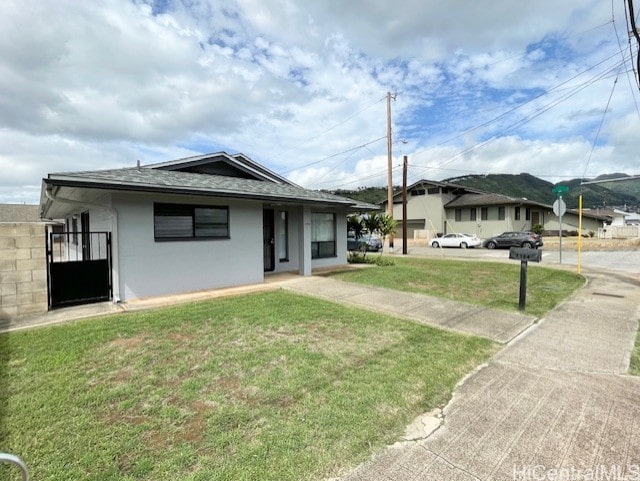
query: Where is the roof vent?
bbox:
[136,159,141,171]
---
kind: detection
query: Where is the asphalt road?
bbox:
[391,243,640,275]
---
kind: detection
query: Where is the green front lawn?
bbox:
[0,290,497,481]
[333,257,585,317]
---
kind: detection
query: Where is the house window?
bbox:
[526,208,531,221]
[154,203,229,241]
[311,212,336,259]
[498,206,505,220]
[278,210,289,261]
[481,207,488,221]
[470,208,476,221]
[515,207,521,221]
[455,209,462,222]
[427,187,440,194]
[410,189,425,196]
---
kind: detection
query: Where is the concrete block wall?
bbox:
[0,223,48,320]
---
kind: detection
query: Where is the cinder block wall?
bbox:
[0,223,48,320]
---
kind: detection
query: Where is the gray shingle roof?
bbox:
[0,204,41,222]
[44,167,376,209]
[445,193,548,208]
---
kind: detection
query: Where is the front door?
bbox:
[531,211,540,227]
[263,209,275,272]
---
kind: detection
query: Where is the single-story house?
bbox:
[39,152,374,308]
[385,179,607,239]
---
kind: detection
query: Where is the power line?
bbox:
[581,76,619,181]
[613,0,640,117]
[280,136,386,174]
[273,96,386,161]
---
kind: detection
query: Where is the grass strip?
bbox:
[630,327,640,376]
[334,257,585,317]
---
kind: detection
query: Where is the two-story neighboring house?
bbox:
[385,179,606,240]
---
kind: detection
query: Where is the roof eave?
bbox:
[42,176,355,208]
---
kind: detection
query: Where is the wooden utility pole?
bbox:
[386,91,396,252]
[402,155,408,255]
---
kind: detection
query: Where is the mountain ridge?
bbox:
[329,173,640,210]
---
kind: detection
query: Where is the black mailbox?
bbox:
[509,247,542,262]
[509,247,542,311]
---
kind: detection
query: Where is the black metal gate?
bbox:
[46,231,112,309]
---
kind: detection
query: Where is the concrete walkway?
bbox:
[337,269,640,481]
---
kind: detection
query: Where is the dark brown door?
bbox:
[263,209,275,272]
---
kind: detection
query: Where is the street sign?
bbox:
[552,185,569,196]
[553,198,566,217]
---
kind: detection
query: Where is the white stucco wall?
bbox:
[392,190,457,237]
[112,193,264,301]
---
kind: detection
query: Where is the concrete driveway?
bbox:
[338,268,640,481]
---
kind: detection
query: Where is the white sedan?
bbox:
[431,233,482,249]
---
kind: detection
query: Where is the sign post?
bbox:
[552,185,568,264]
[509,247,542,311]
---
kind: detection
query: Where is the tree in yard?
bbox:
[347,214,367,257]
[362,212,381,237]
[377,213,397,254]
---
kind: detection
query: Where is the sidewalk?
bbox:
[338,269,640,481]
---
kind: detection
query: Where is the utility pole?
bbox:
[402,155,408,255]
[386,91,396,252]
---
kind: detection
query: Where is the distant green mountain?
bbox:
[444,173,555,204]
[445,173,640,210]
[329,187,395,205]
[327,173,640,211]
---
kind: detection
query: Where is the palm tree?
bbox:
[377,214,397,254]
[362,212,381,237]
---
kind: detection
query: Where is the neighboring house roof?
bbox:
[444,193,548,209]
[0,204,42,223]
[382,179,482,205]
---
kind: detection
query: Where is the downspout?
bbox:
[44,186,121,303]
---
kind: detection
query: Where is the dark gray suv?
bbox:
[483,231,543,249]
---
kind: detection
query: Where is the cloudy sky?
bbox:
[1,0,639,204]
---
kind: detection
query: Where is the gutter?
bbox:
[44,185,121,303]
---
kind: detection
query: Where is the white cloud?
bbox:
[0,0,638,205]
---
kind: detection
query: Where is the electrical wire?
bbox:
[614,0,640,117]
[273,96,386,161]
[280,136,386,174]
[409,55,627,179]
[624,0,640,89]
[581,76,619,181]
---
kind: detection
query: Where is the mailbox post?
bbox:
[509,247,542,311]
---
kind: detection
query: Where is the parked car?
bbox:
[483,231,543,249]
[347,234,383,252]
[431,233,482,249]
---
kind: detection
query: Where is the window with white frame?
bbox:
[311,212,336,259]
